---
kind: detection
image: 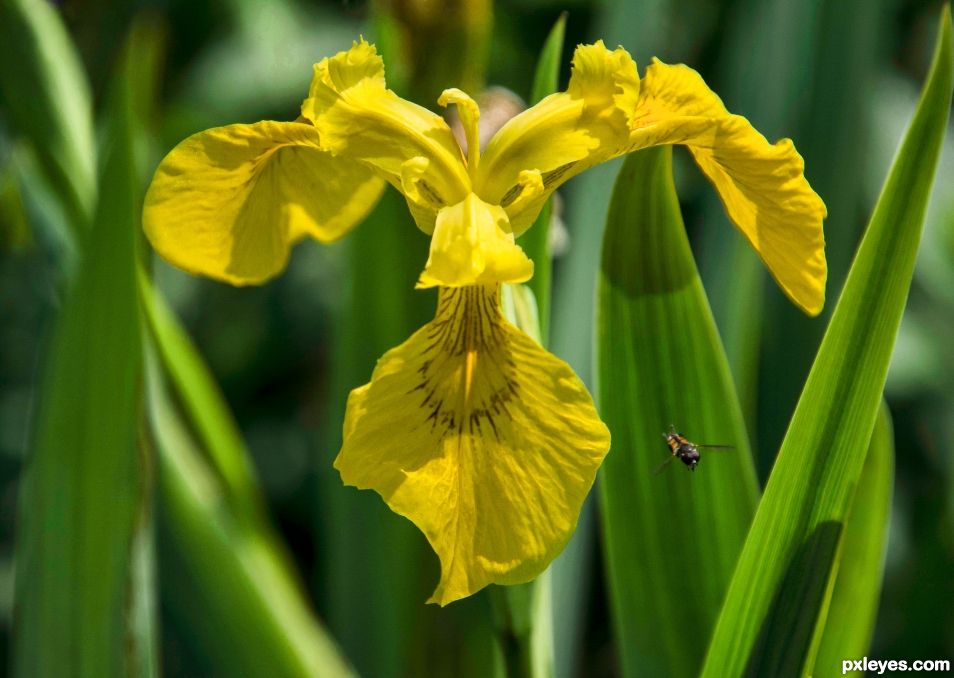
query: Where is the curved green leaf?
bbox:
[701,8,953,676]
[597,145,759,677]
[145,350,355,678]
[138,268,267,525]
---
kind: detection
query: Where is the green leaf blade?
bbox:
[13,30,143,677]
[597,146,759,677]
[814,403,894,675]
[701,8,953,676]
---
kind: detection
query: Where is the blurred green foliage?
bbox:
[1,0,952,676]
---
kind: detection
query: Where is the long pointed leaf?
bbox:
[13,27,142,677]
[701,9,953,676]
[597,146,759,677]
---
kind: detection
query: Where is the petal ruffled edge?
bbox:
[475,41,639,235]
[143,120,385,285]
[301,39,470,233]
[628,60,828,315]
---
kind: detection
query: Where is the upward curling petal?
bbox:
[336,285,610,605]
[628,60,828,315]
[476,41,638,234]
[301,40,470,230]
[143,121,384,285]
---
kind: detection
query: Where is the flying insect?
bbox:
[654,428,733,474]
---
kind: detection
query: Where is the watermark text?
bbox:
[842,658,951,674]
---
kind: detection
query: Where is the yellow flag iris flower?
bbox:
[143,39,826,605]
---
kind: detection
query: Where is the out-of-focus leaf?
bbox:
[139,268,267,524]
[12,22,143,675]
[597,146,759,678]
[0,158,32,251]
[145,349,355,678]
[815,403,894,676]
[0,0,96,233]
[519,13,565,345]
[128,431,160,678]
[701,11,953,676]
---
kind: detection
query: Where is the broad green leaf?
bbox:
[13,25,143,677]
[520,13,565,344]
[597,146,759,678]
[0,0,96,233]
[701,10,953,677]
[815,403,894,676]
[145,350,355,678]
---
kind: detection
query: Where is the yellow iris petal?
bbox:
[301,39,470,232]
[417,193,533,288]
[143,121,384,285]
[628,59,828,315]
[336,285,610,605]
[476,41,639,234]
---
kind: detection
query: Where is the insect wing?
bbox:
[653,456,675,475]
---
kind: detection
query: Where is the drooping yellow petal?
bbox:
[301,40,470,232]
[475,41,639,234]
[628,59,828,315]
[418,193,533,288]
[336,285,610,605]
[143,121,384,285]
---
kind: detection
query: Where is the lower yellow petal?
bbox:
[143,121,384,285]
[629,60,828,315]
[336,285,610,605]
[417,193,533,288]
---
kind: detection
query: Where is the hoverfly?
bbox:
[654,427,733,474]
